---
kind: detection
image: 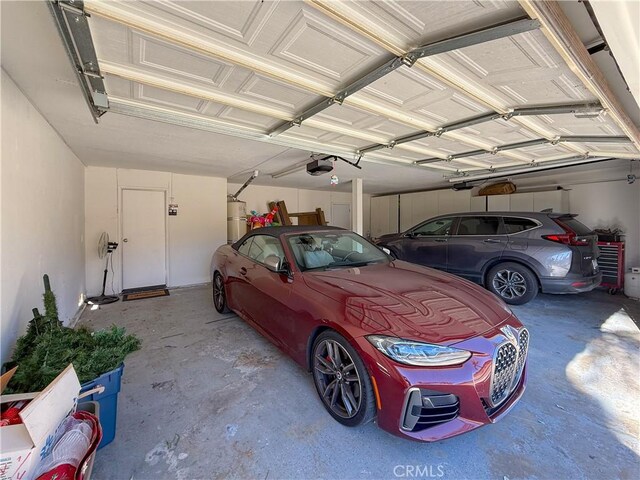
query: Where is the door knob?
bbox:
[123,238,128,243]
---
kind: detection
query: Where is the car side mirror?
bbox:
[264,255,283,272]
[264,255,293,278]
[405,231,416,238]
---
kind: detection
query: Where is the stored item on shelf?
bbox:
[478,181,516,196]
[594,228,624,243]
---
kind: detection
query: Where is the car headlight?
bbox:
[367,335,471,366]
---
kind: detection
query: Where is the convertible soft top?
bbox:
[231,225,346,250]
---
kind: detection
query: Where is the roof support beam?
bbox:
[359,103,604,156]
[268,17,540,137]
[415,135,630,164]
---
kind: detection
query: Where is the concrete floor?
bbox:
[80,286,640,480]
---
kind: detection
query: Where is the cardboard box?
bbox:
[0,365,80,480]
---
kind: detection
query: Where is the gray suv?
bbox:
[376,212,601,305]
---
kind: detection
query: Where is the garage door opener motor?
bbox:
[86,232,120,305]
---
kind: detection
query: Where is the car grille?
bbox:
[401,389,459,432]
[489,327,529,407]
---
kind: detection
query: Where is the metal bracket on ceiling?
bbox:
[57,0,87,17]
[317,154,363,170]
[446,155,619,183]
[268,17,540,138]
[414,134,629,165]
[364,103,606,160]
[48,0,108,123]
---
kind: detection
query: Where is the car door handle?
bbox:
[434,238,448,243]
[240,267,247,276]
[483,239,502,243]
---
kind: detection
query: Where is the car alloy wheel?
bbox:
[213,273,230,313]
[487,262,538,305]
[492,269,527,300]
[312,332,376,426]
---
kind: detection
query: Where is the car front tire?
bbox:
[213,272,231,313]
[311,331,376,427]
[486,262,538,305]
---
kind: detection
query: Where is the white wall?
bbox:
[85,167,226,295]
[567,180,640,268]
[228,183,372,236]
[1,71,85,364]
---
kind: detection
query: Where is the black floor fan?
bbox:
[86,232,119,305]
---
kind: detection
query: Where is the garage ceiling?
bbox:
[2,1,639,194]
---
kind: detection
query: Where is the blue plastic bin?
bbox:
[80,363,124,449]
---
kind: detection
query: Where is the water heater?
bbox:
[227,200,247,244]
[226,170,258,244]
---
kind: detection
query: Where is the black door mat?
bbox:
[122,288,170,302]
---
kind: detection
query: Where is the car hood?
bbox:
[303,261,513,345]
[375,232,401,243]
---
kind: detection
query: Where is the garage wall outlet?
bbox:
[168,204,178,216]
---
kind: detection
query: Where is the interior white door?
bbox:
[331,203,351,230]
[122,189,166,290]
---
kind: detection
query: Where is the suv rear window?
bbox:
[503,217,539,234]
[556,216,593,235]
[456,216,501,235]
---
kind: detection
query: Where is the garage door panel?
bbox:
[136,0,386,88]
[530,113,624,137]
[90,15,130,64]
[103,75,133,99]
[96,20,321,115]
[267,8,383,83]
[412,135,481,155]
[236,72,319,111]
[425,30,597,106]
[134,31,236,88]
[217,106,282,129]
[147,0,279,46]
[516,143,577,159]
[412,93,488,126]
[333,0,523,51]
[315,103,378,129]
[366,118,421,139]
[361,67,447,109]
[457,119,540,145]
[135,83,205,113]
[570,142,640,155]
[357,69,489,127]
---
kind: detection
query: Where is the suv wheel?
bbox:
[487,262,538,305]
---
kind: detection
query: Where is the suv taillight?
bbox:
[543,219,589,246]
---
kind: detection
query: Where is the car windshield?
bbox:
[287,231,389,271]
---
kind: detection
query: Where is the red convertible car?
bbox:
[211,226,529,441]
